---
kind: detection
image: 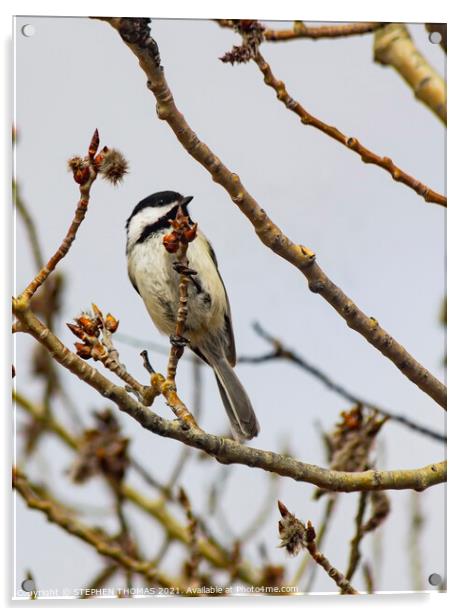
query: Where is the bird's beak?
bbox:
[180,195,193,208]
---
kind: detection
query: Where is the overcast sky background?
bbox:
[14,16,446,597]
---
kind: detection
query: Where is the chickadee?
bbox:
[126,190,260,441]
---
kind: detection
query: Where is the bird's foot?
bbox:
[173,262,197,277]
[173,262,202,293]
[169,334,189,348]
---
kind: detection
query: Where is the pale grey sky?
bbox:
[14,16,446,596]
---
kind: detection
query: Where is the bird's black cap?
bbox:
[126,191,193,229]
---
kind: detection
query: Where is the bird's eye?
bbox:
[158,200,163,205]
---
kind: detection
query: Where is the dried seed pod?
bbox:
[96,147,128,185]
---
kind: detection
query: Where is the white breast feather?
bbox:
[127,230,227,345]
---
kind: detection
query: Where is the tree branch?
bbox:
[13,468,184,592]
[13,301,446,493]
[96,17,447,410]
[13,180,44,271]
[217,19,385,42]
[239,323,446,443]
[344,491,369,583]
[19,130,99,301]
[248,45,446,206]
[13,389,261,585]
[374,24,447,124]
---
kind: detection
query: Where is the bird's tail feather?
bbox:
[211,357,260,441]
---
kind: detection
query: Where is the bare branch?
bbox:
[217,20,446,206]
[13,180,44,270]
[163,206,198,384]
[249,46,446,206]
[344,491,369,583]
[97,17,447,410]
[240,323,446,443]
[374,24,447,124]
[13,301,446,493]
[217,19,385,42]
[13,468,183,591]
[18,130,128,302]
[13,389,261,585]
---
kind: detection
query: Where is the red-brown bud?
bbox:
[278,500,290,518]
[75,342,92,359]
[76,314,100,336]
[74,167,90,185]
[93,146,109,167]
[183,222,198,243]
[163,232,180,253]
[306,521,316,544]
[88,128,100,160]
[67,322,87,340]
[67,156,90,185]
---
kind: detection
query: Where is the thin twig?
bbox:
[19,131,99,301]
[98,17,447,410]
[13,181,44,270]
[13,300,447,493]
[362,562,374,593]
[241,323,446,443]
[14,389,262,585]
[306,521,358,594]
[249,46,446,206]
[80,564,118,599]
[178,487,201,583]
[217,19,385,41]
[13,468,183,591]
[164,356,203,486]
[301,495,338,591]
[408,492,425,591]
[166,247,189,383]
[344,491,369,583]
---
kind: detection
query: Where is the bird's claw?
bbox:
[169,334,189,348]
[173,262,198,277]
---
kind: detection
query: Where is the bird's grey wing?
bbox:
[207,243,236,366]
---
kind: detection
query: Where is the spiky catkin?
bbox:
[96,148,129,184]
[277,501,306,556]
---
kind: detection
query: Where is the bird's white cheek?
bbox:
[126,205,174,251]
